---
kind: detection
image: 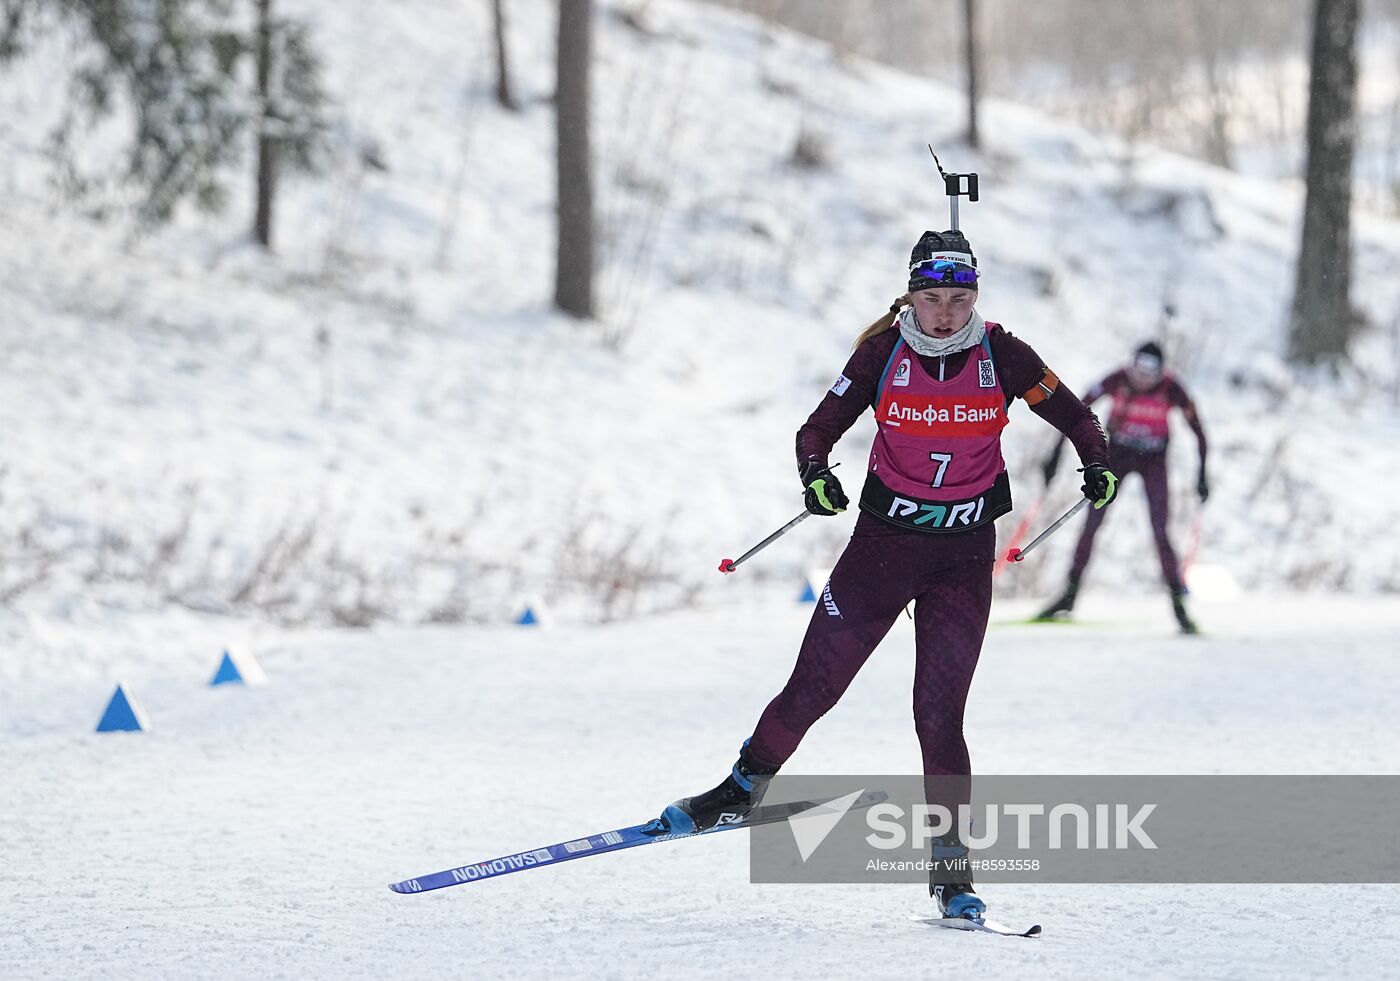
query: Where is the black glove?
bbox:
[1080,463,1118,510]
[1197,470,1210,503]
[800,460,848,516]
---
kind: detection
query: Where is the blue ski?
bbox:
[389,790,889,895]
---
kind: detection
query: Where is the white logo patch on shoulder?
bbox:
[978,358,996,388]
[831,374,852,397]
[893,359,911,387]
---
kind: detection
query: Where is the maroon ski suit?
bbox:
[745,324,1108,803]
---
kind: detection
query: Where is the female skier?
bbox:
[1034,342,1209,633]
[649,229,1115,920]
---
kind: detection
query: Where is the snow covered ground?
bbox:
[4,591,1399,979]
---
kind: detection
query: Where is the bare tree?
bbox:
[1289,0,1359,364]
[253,0,275,247]
[555,0,595,319]
[963,0,980,150]
[1189,0,1241,168]
[492,0,517,111]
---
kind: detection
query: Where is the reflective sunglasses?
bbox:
[911,258,978,285]
[1132,353,1163,376]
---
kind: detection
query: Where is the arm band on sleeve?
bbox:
[1021,368,1060,405]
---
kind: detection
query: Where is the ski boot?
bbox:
[930,836,985,919]
[1171,587,1199,635]
[934,882,986,920]
[648,740,780,835]
[1034,575,1080,622]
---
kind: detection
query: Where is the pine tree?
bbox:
[253,0,329,247]
[0,0,328,228]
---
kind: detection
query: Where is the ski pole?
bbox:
[993,490,1045,579]
[719,464,843,575]
[1181,504,1205,582]
[718,510,811,575]
[1004,498,1089,564]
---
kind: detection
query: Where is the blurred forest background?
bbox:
[0,0,1392,633]
[719,0,1400,208]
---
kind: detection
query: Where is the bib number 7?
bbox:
[929,452,953,488]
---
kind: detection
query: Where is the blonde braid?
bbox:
[852,295,911,351]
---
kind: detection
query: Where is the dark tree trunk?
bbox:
[253,0,276,249]
[492,0,517,111]
[963,0,980,150]
[554,0,595,319]
[1289,0,1359,364]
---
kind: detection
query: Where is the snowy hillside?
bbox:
[2,0,1400,657]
